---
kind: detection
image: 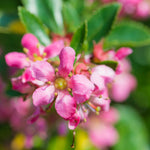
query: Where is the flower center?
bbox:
[33,53,43,61]
[54,78,67,90]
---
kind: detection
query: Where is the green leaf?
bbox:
[70,21,88,54]
[103,21,150,50]
[113,105,149,150]
[62,2,81,32]
[99,60,118,70]
[45,0,64,32]
[22,0,64,34]
[87,3,120,50]
[18,7,50,46]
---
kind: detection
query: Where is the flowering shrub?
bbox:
[1,0,150,149]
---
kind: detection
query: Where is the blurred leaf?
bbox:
[62,2,81,32]
[22,0,64,34]
[70,21,87,54]
[6,89,23,97]
[45,0,64,33]
[47,136,68,150]
[87,3,120,50]
[99,60,118,70]
[103,21,150,50]
[18,7,51,46]
[113,105,149,150]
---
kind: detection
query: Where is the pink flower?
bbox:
[5,52,29,69]
[111,60,137,102]
[5,33,64,68]
[29,47,82,129]
[11,76,34,94]
[87,107,119,149]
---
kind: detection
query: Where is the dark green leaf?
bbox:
[18,7,50,46]
[103,21,150,50]
[113,105,149,150]
[99,60,118,70]
[22,0,64,34]
[70,21,88,54]
[6,89,23,97]
[87,3,120,50]
[62,2,80,32]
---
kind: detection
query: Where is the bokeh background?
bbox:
[0,0,150,150]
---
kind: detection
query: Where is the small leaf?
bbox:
[70,21,87,54]
[99,60,118,71]
[6,89,23,97]
[103,21,150,50]
[87,3,120,50]
[18,7,51,46]
[113,105,149,150]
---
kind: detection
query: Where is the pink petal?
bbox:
[22,68,35,83]
[55,92,76,119]
[90,72,105,92]
[92,65,115,83]
[44,40,64,58]
[99,107,119,124]
[111,73,136,102]
[11,76,34,94]
[58,47,75,77]
[68,112,80,130]
[5,52,29,68]
[30,61,55,82]
[89,124,118,148]
[115,47,132,60]
[27,107,41,124]
[91,96,111,111]
[21,33,40,56]
[32,85,55,106]
[71,74,94,104]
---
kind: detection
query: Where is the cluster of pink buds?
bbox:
[5,33,133,130]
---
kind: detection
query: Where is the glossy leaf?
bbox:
[70,21,88,54]
[113,105,149,150]
[18,7,50,46]
[103,21,150,50]
[87,3,120,50]
[62,2,80,32]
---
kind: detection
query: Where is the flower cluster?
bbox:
[5,33,134,130]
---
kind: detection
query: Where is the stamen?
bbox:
[26,57,30,61]
[83,118,87,122]
[33,53,38,57]
[54,92,58,97]
[43,52,47,57]
[23,48,28,53]
[67,88,72,92]
[86,103,96,113]
[68,72,73,77]
[47,81,51,85]
[55,68,58,73]
[99,95,102,98]
[37,43,40,48]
